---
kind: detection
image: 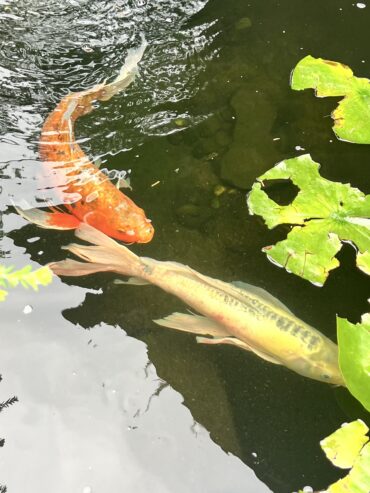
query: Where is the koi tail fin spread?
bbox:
[14,204,81,230]
[49,223,142,278]
[62,35,148,118]
[98,35,148,102]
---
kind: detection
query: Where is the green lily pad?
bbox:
[337,313,370,413]
[247,154,370,285]
[321,420,369,469]
[291,55,370,144]
[320,420,370,493]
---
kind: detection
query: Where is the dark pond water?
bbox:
[1,1,369,492]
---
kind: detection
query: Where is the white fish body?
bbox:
[50,224,345,386]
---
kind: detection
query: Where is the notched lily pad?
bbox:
[337,313,370,413]
[247,154,370,285]
[291,55,370,144]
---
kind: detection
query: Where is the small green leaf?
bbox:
[0,264,53,301]
[321,420,369,469]
[329,444,370,493]
[299,421,370,493]
[337,314,370,413]
[319,421,370,493]
[291,55,370,144]
[357,250,370,276]
[247,154,370,285]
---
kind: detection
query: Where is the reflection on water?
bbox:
[0,0,211,210]
[1,0,369,492]
[0,264,270,493]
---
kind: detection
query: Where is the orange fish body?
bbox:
[18,38,154,244]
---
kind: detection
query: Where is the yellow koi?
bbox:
[50,224,345,386]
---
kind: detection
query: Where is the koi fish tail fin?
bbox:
[13,204,81,230]
[49,258,114,277]
[49,223,143,279]
[62,36,147,120]
[99,35,148,102]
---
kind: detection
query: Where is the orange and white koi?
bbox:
[16,38,154,243]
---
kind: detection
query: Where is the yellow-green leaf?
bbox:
[291,55,370,144]
[320,420,369,469]
[0,264,53,301]
[337,313,370,412]
[327,442,370,493]
[301,421,370,493]
[247,154,370,285]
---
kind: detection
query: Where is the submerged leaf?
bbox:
[247,154,370,285]
[319,420,370,493]
[291,55,370,144]
[337,313,370,413]
[0,264,53,301]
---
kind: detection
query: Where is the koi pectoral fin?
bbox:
[116,176,132,191]
[153,312,230,337]
[196,336,282,365]
[114,277,150,286]
[14,205,80,230]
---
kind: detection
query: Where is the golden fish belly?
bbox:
[146,265,307,353]
[145,264,342,384]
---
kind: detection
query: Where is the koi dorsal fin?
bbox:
[231,281,295,315]
[176,266,295,317]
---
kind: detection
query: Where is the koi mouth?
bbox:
[137,224,155,243]
[117,222,154,243]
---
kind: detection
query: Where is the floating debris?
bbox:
[213,184,227,196]
[23,305,33,315]
[27,237,40,243]
[174,118,187,127]
[204,152,218,161]
[235,17,252,30]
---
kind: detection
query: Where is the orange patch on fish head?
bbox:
[83,199,154,243]
[119,225,154,243]
[113,195,154,243]
[130,217,155,243]
[114,214,154,243]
